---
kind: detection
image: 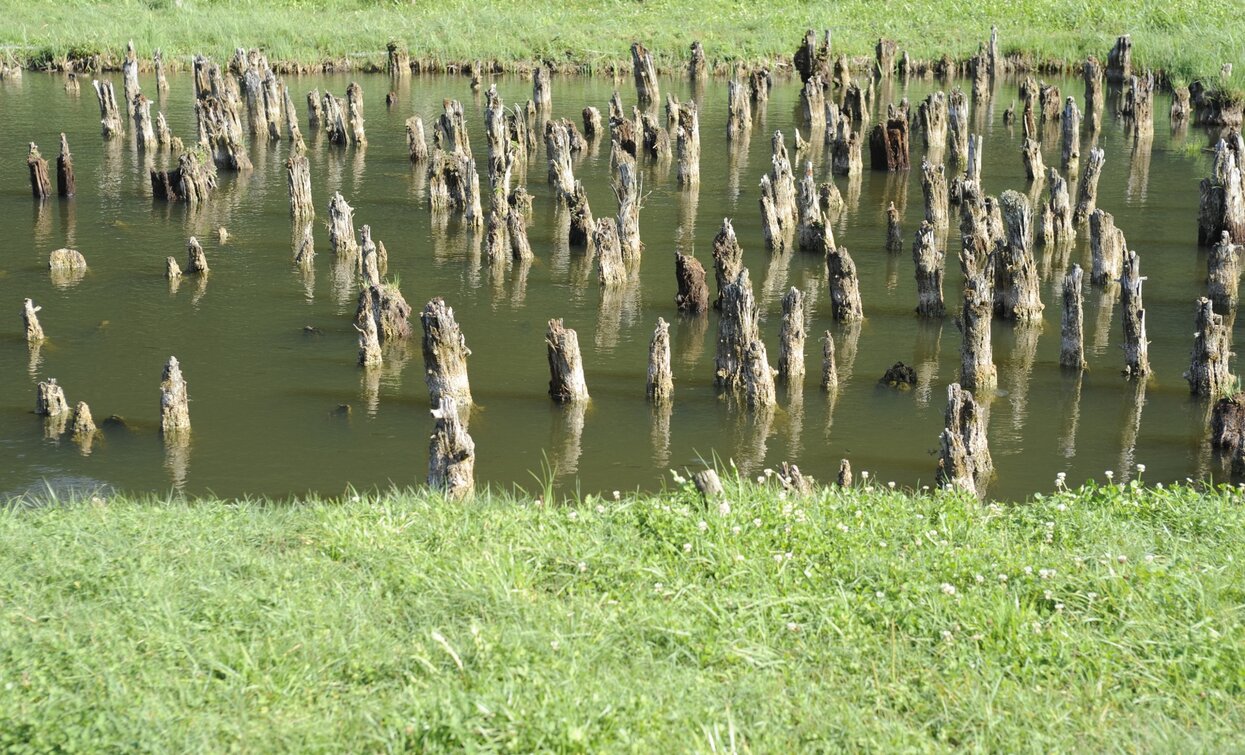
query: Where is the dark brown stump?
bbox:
[794,29,832,84]
[646,318,674,402]
[428,396,475,500]
[567,181,594,247]
[831,116,862,176]
[1106,35,1132,83]
[27,143,51,199]
[1060,264,1086,370]
[869,110,910,171]
[936,383,992,496]
[1186,297,1231,396]
[1198,140,1245,246]
[56,133,75,197]
[547,319,589,402]
[675,251,710,313]
[582,106,602,139]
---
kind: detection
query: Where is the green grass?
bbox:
[3,476,1244,751]
[1,0,1243,91]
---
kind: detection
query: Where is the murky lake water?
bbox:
[0,69,1237,499]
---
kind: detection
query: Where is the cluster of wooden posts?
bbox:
[19,32,1245,497]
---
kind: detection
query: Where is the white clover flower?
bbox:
[876,590,885,599]
[1024,566,1033,575]
[942,630,954,643]
[595,504,605,514]
[731,525,741,535]
[998,574,1008,583]
[1105,470,1114,480]
[888,481,896,489]
[735,554,745,562]
[755,475,765,484]
[1136,464,1146,473]
[940,583,957,596]
[1145,554,1154,563]
[773,553,783,563]
[861,470,870,480]
[577,561,587,573]
[567,510,578,521]
[879,540,888,548]
[784,551,793,560]
[1056,503,1067,512]
[718,501,732,515]
[1055,603,1065,611]
[1117,554,1128,564]
[975,574,985,583]
[654,582,664,591]
[764,468,774,478]
[612,490,621,500]
[697,520,708,532]
[683,542,692,553]
[753,517,762,527]
[786,621,800,632]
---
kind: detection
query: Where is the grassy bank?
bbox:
[1,0,1242,89]
[2,478,1244,750]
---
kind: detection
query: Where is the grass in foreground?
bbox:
[3,0,1244,92]
[1,477,1244,751]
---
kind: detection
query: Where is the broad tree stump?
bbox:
[837,459,853,487]
[959,273,996,392]
[595,218,627,287]
[159,357,191,436]
[185,237,209,274]
[778,287,806,385]
[826,246,863,322]
[70,401,97,440]
[727,80,751,141]
[56,133,75,197]
[875,38,897,78]
[1073,147,1105,225]
[831,116,862,176]
[992,190,1044,321]
[49,248,87,273]
[1059,264,1086,370]
[1198,140,1245,246]
[688,41,706,80]
[1106,35,1132,83]
[918,92,947,163]
[567,181,594,247]
[614,155,642,262]
[869,110,910,171]
[547,319,589,402]
[546,120,576,199]
[1021,138,1044,181]
[134,95,157,150]
[712,218,744,309]
[741,339,777,409]
[27,143,51,199]
[921,159,948,232]
[532,66,552,112]
[582,106,602,139]
[936,383,992,496]
[1089,209,1126,284]
[286,154,313,217]
[328,192,358,257]
[1038,168,1074,247]
[794,29,832,84]
[1207,232,1241,312]
[800,75,826,135]
[150,149,216,204]
[1121,250,1150,378]
[913,221,945,317]
[693,469,725,501]
[22,298,44,342]
[646,318,674,402]
[631,42,659,106]
[675,251,709,313]
[1186,297,1231,396]
[749,68,772,104]
[1125,73,1154,140]
[420,297,472,406]
[36,378,69,417]
[322,92,349,144]
[93,79,124,139]
[796,162,825,252]
[715,268,760,392]
[428,396,475,499]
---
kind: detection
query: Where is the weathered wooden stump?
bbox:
[820,331,838,391]
[831,116,862,176]
[1061,98,1081,173]
[428,396,475,499]
[959,273,996,392]
[869,109,910,171]
[749,68,772,104]
[27,143,51,199]
[741,339,777,409]
[1198,140,1245,246]
[794,29,832,83]
[836,459,853,487]
[1089,209,1126,284]
[614,155,643,263]
[676,102,700,185]
[970,51,989,100]
[715,268,760,392]
[800,75,826,135]
[1121,250,1150,378]
[1021,138,1045,181]
[420,297,472,406]
[921,159,948,232]
[322,92,349,144]
[49,248,87,273]
[306,89,322,131]
[1083,56,1104,132]
[992,190,1044,321]
[957,181,994,276]
[826,246,864,322]
[134,95,157,150]
[92,79,124,139]
[286,154,313,217]
[778,287,806,385]
[875,38,898,78]
[1073,147,1105,225]
[1060,264,1086,370]
[159,356,191,436]
[165,256,182,280]
[56,133,75,198]
[631,42,659,106]
[546,120,576,199]
[184,237,209,275]
[727,80,752,141]
[693,469,725,501]
[796,162,825,252]
[22,298,44,342]
[36,378,69,417]
[1186,297,1232,396]
[948,88,969,169]
[675,251,709,313]
[345,81,366,145]
[1106,35,1132,83]
[646,318,674,402]
[1210,394,1245,453]
[582,106,602,139]
[1038,168,1074,247]
[595,218,627,287]
[936,383,992,496]
[70,401,97,441]
[355,294,383,368]
[918,92,948,163]
[913,221,945,317]
[885,201,903,252]
[328,192,359,258]
[507,190,533,261]
[712,219,744,309]
[1208,232,1241,312]
[1170,87,1192,124]
[150,149,216,204]
[386,41,411,77]
[1125,73,1154,140]
[567,181,594,248]
[547,319,589,402]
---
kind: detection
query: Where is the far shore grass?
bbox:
[2,478,1244,750]
[2,0,1243,93]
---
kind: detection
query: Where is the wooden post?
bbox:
[1186,297,1231,396]
[1039,83,1062,123]
[1170,87,1192,124]
[913,220,945,317]
[1021,138,1044,181]
[56,133,75,198]
[869,108,910,171]
[1198,140,1245,246]
[346,81,366,145]
[749,68,772,104]
[820,331,838,391]
[759,176,787,252]
[567,181,594,248]
[1073,147,1105,225]
[715,269,760,391]
[1126,73,1154,140]
[675,251,709,313]
[153,48,168,92]
[595,218,627,286]
[428,396,475,499]
[875,38,897,78]
[676,101,700,185]
[688,41,706,80]
[166,256,182,280]
[959,273,996,392]
[614,155,642,263]
[885,201,903,252]
[420,297,472,406]
[328,192,358,258]
[831,116,862,176]
[262,72,283,142]
[386,42,411,77]
[286,154,313,217]
[155,112,172,148]
[826,246,864,322]
[36,379,69,417]
[794,29,832,83]
[800,75,826,136]
[149,149,216,204]
[405,116,428,162]
[948,88,968,170]
[355,295,382,368]
[837,459,852,487]
[778,287,806,385]
[1106,35,1132,83]
[532,66,552,112]
[27,143,51,199]
[546,120,576,199]
[768,132,798,226]
[741,338,777,409]
[646,318,674,401]
[1083,57,1104,132]
[1060,264,1086,370]
[306,89,322,131]
[507,188,533,261]
[547,319,589,402]
[1208,232,1241,312]
[70,401,97,441]
[1121,250,1149,378]
[631,42,659,106]
[185,237,209,274]
[22,298,44,342]
[1038,168,1074,247]
[727,80,751,141]
[322,92,349,145]
[1089,209,1126,284]
[712,219,744,309]
[993,190,1043,321]
[918,91,948,163]
[971,51,989,100]
[921,159,948,232]
[936,383,992,495]
[122,40,140,118]
[1061,97,1081,173]
[582,106,602,139]
[796,162,825,252]
[160,356,191,436]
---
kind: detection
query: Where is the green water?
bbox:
[0,70,1235,499]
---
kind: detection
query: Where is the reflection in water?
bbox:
[1127,136,1153,203]
[43,413,68,442]
[596,278,642,353]
[676,182,699,254]
[844,171,863,217]
[651,399,672,469]
[732,401,775,477]
[380,340,412,390]
[1091,283,1118,357]
[49,264,87,290]
[59,197,77,249]
[1117,378,1147,482]
[784,382,805,461]
[760,249,792,309]
[511,255,533,308]
[360,364,381,416]
[27,342,43,380]
[914,320,943,409]
[1003,322,1041,438]
[32,200,52,249]
[726,138,751,209]
[1057,372,1083,459]
[164,436,190,492]
[550,400,587,479]
[674,312,708,370]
